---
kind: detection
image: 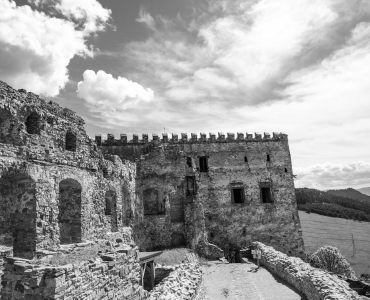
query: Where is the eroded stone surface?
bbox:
[0,80,308,299]
[253,242,363,300]
[148,261,203,300]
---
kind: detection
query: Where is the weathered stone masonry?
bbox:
[0,80,138,259]
[0,79,305,298]
[0,81,147,299]
[99,132,305,257]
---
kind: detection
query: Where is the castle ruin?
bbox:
[0,80,305,298]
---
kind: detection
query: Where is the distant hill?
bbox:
[326,188,370,202]
[296,188,370,222]
[357,187,370,196]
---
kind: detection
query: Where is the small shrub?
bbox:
[310,245,356,279]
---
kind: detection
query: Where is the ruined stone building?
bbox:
[0,79,304,262]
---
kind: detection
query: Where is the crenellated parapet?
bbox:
[96,132,288,146]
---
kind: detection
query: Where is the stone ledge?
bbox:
[252,242,365,300]
[148,261,203,300]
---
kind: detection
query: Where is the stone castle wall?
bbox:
[0,81,138,259]
[1,243,147,300]
[0,79,305,298]
[100,133,304,256]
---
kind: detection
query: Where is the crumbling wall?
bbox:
[253,242,362,300]
[0,81,137,259]
[114,132,304,256]
[0,156,137,257]
[184,136,304,256]
[148,260,203,300]
[133,146,189,250]
[1,243,147,300]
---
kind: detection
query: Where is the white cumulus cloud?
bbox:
[294,162,370,189]
[0,0,111,96]
[77,70,154,111]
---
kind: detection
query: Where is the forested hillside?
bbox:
[326,188,370,202]
[296,188,370,221]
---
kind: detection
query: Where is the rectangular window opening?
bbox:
[186,157,192,167]
[186,176,196,196]
[199,157,208,172]
[232,188,245,203]
[261,187,273,203]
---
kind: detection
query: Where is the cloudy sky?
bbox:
[1,0,370,190]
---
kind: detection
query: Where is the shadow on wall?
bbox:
[58,179,82,244]
[0,174,37,259]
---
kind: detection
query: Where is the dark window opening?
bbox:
[186,176,196,196]
[210,232,214,239]
[244,156,248,163]
[65,131,77,152]
[267,154,271,162]
[261,187,273,203]
[285,168,288,173]
[232,188,245,203]
[105,196,112,215]
[186,157,192,167]
[46,117,54,126]
[199,157,208,172]
[25,112,40,134]
[59,179,82,244]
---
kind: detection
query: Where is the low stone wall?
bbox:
[148,261,203,300]
[0,245,12,278]
[252,242,363,300]
[1,245,148,300]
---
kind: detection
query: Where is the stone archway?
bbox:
[58,178,82,244]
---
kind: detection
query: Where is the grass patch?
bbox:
[154,248,194,265]
[299,211,370,276]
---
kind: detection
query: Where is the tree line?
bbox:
[296,188,370,222]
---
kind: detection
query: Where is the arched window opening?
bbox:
[59,179,82,244]
[105,191,118,232]
[267,154,271,162]
[25,112,40,134]
[244,156,248,163]
[65,131,77,152]
[285,168,288,173]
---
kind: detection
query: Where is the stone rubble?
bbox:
[148,261,203,300]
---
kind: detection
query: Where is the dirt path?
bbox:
[202,259,307,300]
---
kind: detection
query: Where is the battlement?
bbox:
[96,132,288,146]
[0,81,84,126]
